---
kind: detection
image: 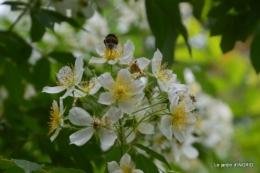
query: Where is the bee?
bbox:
[104,34,118,50]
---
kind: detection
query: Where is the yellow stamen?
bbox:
[110,76,135,102]
[103,46,123,60]
[172,102,189,131]
[48,102,60,135]
[91,117,102,130]
[120,162,134,173]
[56,66,76,87]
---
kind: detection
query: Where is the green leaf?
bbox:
[220,26,236,53]
[2,166,24,173]
[32,58,50,90]
[210,14,233,36]
[192,0,205,20]
[34,9,83,30]
[133,143,171,169]
[250,31,260,73]
[145,0,191,65]
[135,153,160,173]
[1,1,27,6]
[30,11,46,42]
[49,168,86,173]
[0,31,32,63]
[48,51,76,64]
[145,0,178,65]
[3,61,25,104]
[207,2,232,17]
[0,156,15,169]
[12,159,44,173]
[105,146,122,163]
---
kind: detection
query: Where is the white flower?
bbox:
[90,40,134,65]
[48,98,65,142]
[159,94,197,142]
[69,106,122,146]
[73,77,101,98]
[129,57,151,78]
[98,69,145,114]
[108,153,143,173]
[151,49,182,92]
[125,109,154,143]
[42,56,84,99]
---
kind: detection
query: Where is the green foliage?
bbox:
[12,159,44,173]
[133,143,171,169]
[135,153,160,173]
[145,0,191,65]
[250,31,260,73]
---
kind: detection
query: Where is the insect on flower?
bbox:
[104,34,119,50]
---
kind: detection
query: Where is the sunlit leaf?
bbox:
[12,159,44,173]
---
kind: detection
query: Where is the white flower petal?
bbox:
[123,40,135,52]
[98,92,115,105]
[134,170,144,173]
[89,80,101,95]
[89,57,107,64]
[119,51,133,65]
[125,128,136,143]
[61,86,74,99]
[73,89,87,98]
[59,98,65,115]
[168,90,180,103]
[120,153,131,167]
[113,170,123,173]
[69,128,95,146]
[99,128,117,146]
[75,56,84,83]
[137,122,154,134]
[108,161,121,173]
[182,145,199,159]
[105,106,122,123]
[96,44,106,56]
[99,72,114,90]
[118,100,135,114]
[81,5,94,19]
[157,80,168,92]
[118,69,132,82]
[42,86,66,94]
[159,124,172,140]
[132,80,145,93]
[108,59,118,65]
[161,115,172,129]
[151,49,162,76]
[172,128,185,143]
[50,127,61,142]
[136,57,150,70]
[131,93,145,103]
[68,107,92,126]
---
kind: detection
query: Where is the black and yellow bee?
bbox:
[103,34,119,50]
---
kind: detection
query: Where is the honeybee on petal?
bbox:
[104,34,119,50]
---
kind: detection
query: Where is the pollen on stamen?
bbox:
[56,66,76,87]
[111,77,135,103]
[103,47,123,60]
[120,162,134,173]
[48,102,60,135]
[172,102,189,131]
[91,117,102,130]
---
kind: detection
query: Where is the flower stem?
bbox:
[119,119,124,157]
[8,7,28,32]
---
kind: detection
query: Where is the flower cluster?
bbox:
[42,34,197,172]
